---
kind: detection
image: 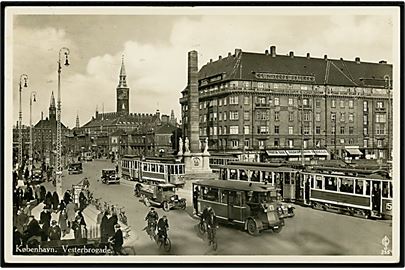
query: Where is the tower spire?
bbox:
[50,91,55,108]
[118,54,127,88]
[76,113,80,129]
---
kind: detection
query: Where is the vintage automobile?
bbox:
[101,169,120,185]
[68,163,83,175]
[31,169,44,183]
[134,182,186,211]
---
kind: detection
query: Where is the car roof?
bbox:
[194,180,276,192]
[157,183,176,188]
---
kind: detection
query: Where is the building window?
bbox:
[289,126,294,135]
[288,98,293,106]
[204,102,207,108]
[199,103,202,110]
[258,126,269,134]
[331,113,336,121]
[304,126,310,135]
[331,99,336,108]
[219,112,222,121]
[376,124,385,135]
[349,113,354,122]
[349,100,354,108]
[316,112,321,122]
[223,126,227,135]
[224,112,227,121]
[316,99,321,108]
[244,125,250,135]
[377,139,383,147]
[257,97,266,105]
[363,127,368,135]
[288,139,294,148]
[274,111,279,121]
[348,138,354,145]
[244,139,250,148]
[363,139,368,148]
[230,126,239,135]
[229,111,239,120]
[363,101,368,111]
[315,140,321,148]
[231,140,239,148]
[376,114,386,123]
[219,127,222,135]
[340,113,345,122]
[203,115,207,122]
[257,111,268,120]
[244,111,250,121]
[258,140,265,149]
[331,138,335,146]
[363,115,368,125]
[340,126,345,134]
[213,126,217,136]
[340,138,345,144]
[244,96,249,105]
[376,101,384,108]
[316,126,321,135]
[229,96,239,105]
[349,127,354,135]
[331,126,336,135]
[289,112,294,121]
[243,81,250,88]
[257,82,264,89]
[274,138,279,147]
[223,97,227,106]
[340,100,345,108]
[219,99,222,106]
[274,97,280,106]
[274,125,279,135]
[304,111,310,121]
[303,98,308,106]
[209,127,213,136]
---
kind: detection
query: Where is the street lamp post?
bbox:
[29,91,37,178]
[56,47,70,197]
[384,75,392,161]
[18,74,28,176]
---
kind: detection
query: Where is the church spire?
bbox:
[50,91,55,108]
[49,91,56,121]
[76,113,80,129]
[118,55,127,88]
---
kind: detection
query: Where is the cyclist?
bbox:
[201,206,213,228]
[157,215,169,243]
[145,207,159,238]
[205,207,218,246]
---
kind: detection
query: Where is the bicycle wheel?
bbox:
[212,238,218,251]
[163,238,171,252]
[198,222,206,235]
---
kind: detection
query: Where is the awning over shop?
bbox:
[345,147,363,156]
[286,150,315,156]
[313,149,330,156]
[266,150,287,156]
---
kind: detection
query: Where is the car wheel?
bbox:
[273,226,283,233]
[162,201,170,212]
[246,218,258,235]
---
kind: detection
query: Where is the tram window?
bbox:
[203,187,219,202]
[179,165,184,174]
[365,180,371,195]
[285,173,291,184]
[355,180,364,195]
[325,177,337,191]
[174,165,178,174]
[220,191,228,204]
[240,170,248,181]
[221,169,227,180]
[315,176,323,189]
[143,163,147,171]
[382,182,390,198]
[340,179,354,193]
[251,171,260,182]
[310,176,314,188]
[159,165,164,173]
[151,164,156,172]
[230,169,237,180]
[263,172,272,184]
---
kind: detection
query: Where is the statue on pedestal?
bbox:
[199,140,202,152]
[185,137,190,153]
[203,137,209,154]
[178,137,183,156]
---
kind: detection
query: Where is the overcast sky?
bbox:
[11,9,395,128]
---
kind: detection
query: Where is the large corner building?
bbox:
[180,46,393,162]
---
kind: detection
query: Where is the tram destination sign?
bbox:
[255,72,315,82]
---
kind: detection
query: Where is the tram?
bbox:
[209,154,239,173]
[218,162,299,202]
[297,166,392,219]
[121,155,186,188]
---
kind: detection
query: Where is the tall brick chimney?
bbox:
[187,50,200,153]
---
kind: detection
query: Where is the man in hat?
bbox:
[39,207,51,241]
[109,223,124,255]
[23,215,41,244]
[48,220,62,241]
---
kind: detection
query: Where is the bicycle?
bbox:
[207,224,218,251]
[145,221,157,240]
[155,231,171,252]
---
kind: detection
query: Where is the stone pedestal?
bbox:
[184,152,212,174]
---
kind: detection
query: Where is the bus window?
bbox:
[365,180,370,195]
[355,179,364,195]
[239,169,248,181]
[220,191,228,204]
[324,176,337,191]
[203,187,219,202]
[315,176,323,189]
[340,178,354,193]
[230,169,237,180]
[251,171,260,182]
[382,182,390,198]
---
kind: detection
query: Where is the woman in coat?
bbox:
[45,191,53,209]
[40,186,46,202]
[58,208,68,236]
[52,191,59,211]
[65,201,76,228]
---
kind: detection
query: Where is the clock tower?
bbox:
[116,55,129,115]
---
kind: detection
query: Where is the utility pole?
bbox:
[56,47,70,197]
[29,91,37,178]
[18,74,28,177]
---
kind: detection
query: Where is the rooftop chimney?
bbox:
[289,51,294,58]
[355,57,360,64]
[218,55,222,60]
[235,48,242,56]
[324,55,328,60]
[379,60,387,64]
[306,53,310,59]
[265,49,269,55]
[228,52,231,57]
[270,46,276,57]
[209,59,213,63]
